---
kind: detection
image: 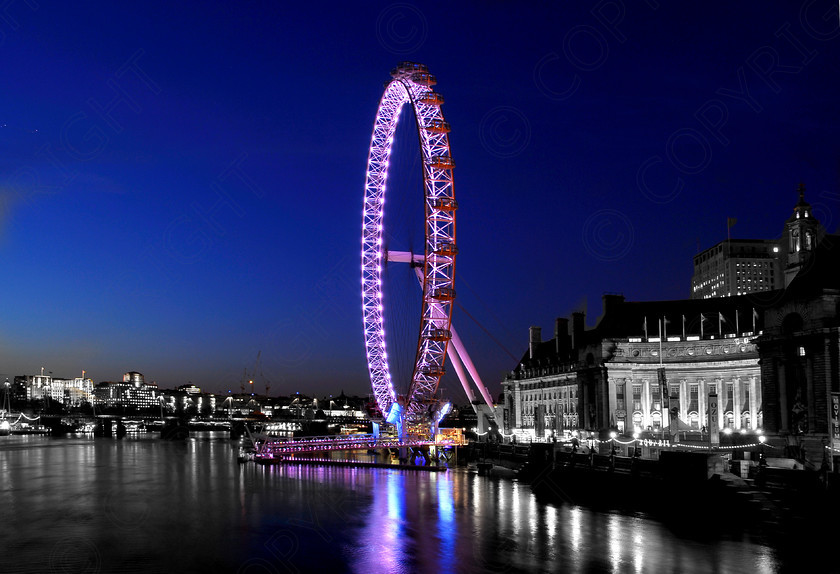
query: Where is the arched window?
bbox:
[741,412,751,429]
[782,313,804,335]
[689,412,699,429]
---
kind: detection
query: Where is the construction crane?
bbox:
[250,351,260,396]
[251,351,272,397]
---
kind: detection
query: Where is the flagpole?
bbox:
[658,319,667,441]
[735,309,739,335]
[700,313,704,338]
[682,315,686,340]
[644,316,648,340]
[718,312,722,336]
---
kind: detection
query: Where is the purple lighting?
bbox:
[361,62,458,423]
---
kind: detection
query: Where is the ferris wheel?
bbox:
[361,62,459,427]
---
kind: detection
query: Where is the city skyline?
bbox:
[1,2,838,399]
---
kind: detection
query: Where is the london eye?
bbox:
[361,62,458,432]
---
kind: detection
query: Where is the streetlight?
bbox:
[755,434,767,486]
[758,435,766,468]
[609,430,617,472]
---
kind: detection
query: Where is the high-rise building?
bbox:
[691,239,779,298]
[691,185,824,299]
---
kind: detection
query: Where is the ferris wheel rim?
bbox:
[361,62,457,423]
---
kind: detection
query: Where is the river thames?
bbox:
[0,432,809,573]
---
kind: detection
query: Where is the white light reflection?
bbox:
[608,513,621,572]
[633,521,644,573]
[527,491,538,537]
[543,504,558,556]
[569,505,582,566]
[510,482,522,533]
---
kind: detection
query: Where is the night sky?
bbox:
[1,2,838,401]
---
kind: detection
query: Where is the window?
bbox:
[791,229,801,252]
[616,384,625,411]
[633,385,642,411]
[651,385,661,411]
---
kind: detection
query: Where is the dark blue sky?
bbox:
[1,2,838,399]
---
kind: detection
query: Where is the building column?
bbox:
[806,353,816,434]
[603,376,612,430]
[679,379,688,423]
[513,384,522,430]
[733,377,741,430]
[699,379,706,430]
[642,378,651,429]
[779,358,789,433]
[750,376,758,430]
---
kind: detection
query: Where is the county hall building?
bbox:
[501,186,840,469]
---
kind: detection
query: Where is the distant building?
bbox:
[177,384,202,395]
[691,239,779,299]
[691,185,824,299]
[124,371,145,386]
[13,372,94,406]
[95,372,159,409]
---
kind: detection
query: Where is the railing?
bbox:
[254,433,461,458]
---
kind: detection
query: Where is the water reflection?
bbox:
[0,434,789,573]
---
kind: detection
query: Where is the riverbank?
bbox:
[460,441,840,536]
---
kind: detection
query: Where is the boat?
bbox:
[237,447,257,463]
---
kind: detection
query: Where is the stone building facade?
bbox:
[755,236,840,470]
[502,295,764,444]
